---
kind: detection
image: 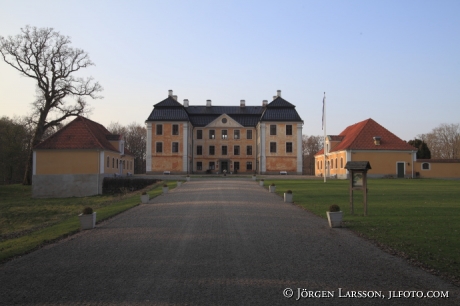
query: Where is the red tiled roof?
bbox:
[316,118,416,155]
[34,116,119,152]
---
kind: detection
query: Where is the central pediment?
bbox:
[205,114,243,128]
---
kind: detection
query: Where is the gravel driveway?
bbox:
[0,179,458,305]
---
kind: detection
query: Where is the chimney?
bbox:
[273,96,277,100]
[183,99,189,107]
[277,89,281,97]
[168,89,173,96]
[262,100,268,107]
[173,95,178,101]
[206,99,212,107]
[373,136,381,145]
[240,99,245,107]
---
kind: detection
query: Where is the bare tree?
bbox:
[418,123,460,159]
[108,122,147,174]
[0,25,103,184]
[302,135,323,175]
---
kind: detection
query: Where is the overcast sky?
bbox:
[1,0,459,140]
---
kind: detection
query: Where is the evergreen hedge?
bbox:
[102,177,158,194]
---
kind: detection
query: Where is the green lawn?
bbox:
[262,178,460,283]
[0,181,177,262]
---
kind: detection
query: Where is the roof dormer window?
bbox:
[373,136,381,146]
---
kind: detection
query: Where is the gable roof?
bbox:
[316,118,416,155]
[34,116,120,152]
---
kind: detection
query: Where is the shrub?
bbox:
[261,179,264,181]
[286,190,292,194]
[270,183,275,186]
[82,207,93,215]
[329,204,341,212]
[141,192,147,195]
[163,184,168,187]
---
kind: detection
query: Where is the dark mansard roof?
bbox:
[146,95,303,127]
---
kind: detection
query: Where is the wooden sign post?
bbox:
[344,161,371,216]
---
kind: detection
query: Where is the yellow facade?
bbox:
[315,151,348,178]
[103,151,135,175]
[193,116,257,173]
[35,150,134,176]
[415,161,460,178]
[263,122,298,172]
[150,122,185,172]
[316,150,415,178]
[36,150,99,175]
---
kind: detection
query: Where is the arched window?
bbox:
[112,158,114,168]
[335,158,338,169]
[422,162,430,170]
[341,158,343,168]
[116,159,119,169]
[107,156,110,168]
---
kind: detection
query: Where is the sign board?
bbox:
[345,161,371,216]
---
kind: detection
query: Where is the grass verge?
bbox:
[0,181,177,263]
[262,178,460,285]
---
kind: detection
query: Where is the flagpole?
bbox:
[323,92,326,183]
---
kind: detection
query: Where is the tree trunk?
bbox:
[22,151,33,185]
[22,114,47,185]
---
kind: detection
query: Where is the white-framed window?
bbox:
[156,124,163,135]
[422,162,430,170]
[172,124,179,135]
[156,142,163,153]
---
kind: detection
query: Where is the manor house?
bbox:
[145,90,303,174]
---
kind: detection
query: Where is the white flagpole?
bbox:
[323,92,326,183]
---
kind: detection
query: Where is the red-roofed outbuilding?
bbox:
[315,118,417,178]
[32,116,134,197]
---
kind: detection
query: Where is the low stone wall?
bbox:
[32,174,106,198]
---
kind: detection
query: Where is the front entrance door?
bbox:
[397,162,405,178]
[221,161,229,173]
